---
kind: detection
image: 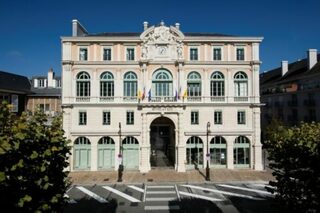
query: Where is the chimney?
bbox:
[307,49,317,70]
[175,23,180,30]
[143,21,148,30]
[72,19,88,37]
[281,61,288,76]
[47,68,54,87]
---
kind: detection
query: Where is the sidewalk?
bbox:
[68,168,274,185]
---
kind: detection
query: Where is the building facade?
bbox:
[27,68,62,116]
[62,20,263,172]
[0,70,31,114]
[260,49,320,131]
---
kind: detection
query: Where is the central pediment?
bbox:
[140,22,185,61]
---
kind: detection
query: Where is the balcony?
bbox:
[66,96,256,104]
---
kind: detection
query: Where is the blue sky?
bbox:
[0,0,319,77]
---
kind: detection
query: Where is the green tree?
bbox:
[264,120,320,212]
[0,102,71,212]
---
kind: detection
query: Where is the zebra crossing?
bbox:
[64,182,275,212]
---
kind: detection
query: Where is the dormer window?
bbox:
[38,79,45,88]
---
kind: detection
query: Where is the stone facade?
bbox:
[62,20,263,172]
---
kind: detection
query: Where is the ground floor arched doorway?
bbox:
[150,116,175,168]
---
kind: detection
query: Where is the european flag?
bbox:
[148,89,151,101]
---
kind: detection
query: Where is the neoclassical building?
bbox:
[61,20,263,172]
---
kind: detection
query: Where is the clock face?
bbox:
[158,46,167,55]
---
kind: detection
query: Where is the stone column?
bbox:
[226,136,234,169]
[177,113,186,172]
[253,108,263,170]
[91,136,98,171]
[140,113,150,172]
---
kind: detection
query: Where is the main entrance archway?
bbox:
[150,117,175,168]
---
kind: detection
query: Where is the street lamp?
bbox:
[206,121,211,181]
[117,122,123,182]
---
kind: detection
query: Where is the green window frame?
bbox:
[79,111,87,125]
[103,111,111,125]
[126,111,134,125]
[214,111,222,124]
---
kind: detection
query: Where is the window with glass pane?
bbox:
[236,48,245,61]
[190,48,198,60]
[234,72,248,97]
[187,72,201,97]
[103,111,111,125]
[234,136,250,166]
[79,48,88,61]
[79,111,87,125]
[152,69,173,97]
[126,111,134,125]
[214,111,222,124]
[100,72,114,97]
[210,136,227,166]
[191,111,199,124]
[123,72,137,97]
[210,72,225,96]
[237,111,246,124]
[103,48,112,61]
[213,48,222,60]
[186,137,203,167]
[126,48,135,61]
[39,79,45,87]
[76,72,90,97]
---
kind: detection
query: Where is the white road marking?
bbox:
[217,184,273,195]
[181,185,264,200]
[175,184,181,201]
[103,186,141,203]
[64,193,77,204]
[128,185,144,193]
[148,185,175,189]
[145,197,177,201]
[179,191,224,202]
[147,191,176,194]
[76,186,108,203]
[145,205,180,210]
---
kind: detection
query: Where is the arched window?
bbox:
[123,72,137,98]
[234,136,250,167]
[100,72,114,100]
[123,136,139,144]
[210,71,225,101]
[152,69,173,97]
[234,71,248,97]
[76,72,90,97]
[74,137,91,170]
[186,136,203,169]
[210,136,227,167]
[98,136,115,144]
[187,72,201,100]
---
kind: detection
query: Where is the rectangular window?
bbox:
[213,48,222,61]
[126,111,134,125]
[236,48,245,61]
[214,111,222,124]
[79,111,87,125]
[79,48,88,61]
[38,79,45,88]
[191,111,199,125]
[103,111,111,125]
[103,48,112,61]
[39,104,50,112]
[237,111,246,124]
[190,48,198,61]
[126,48,135,61]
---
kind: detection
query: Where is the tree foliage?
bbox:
[264,120,320,212]
[0,102,71,212]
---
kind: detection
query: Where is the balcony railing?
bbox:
[67,96,255,104]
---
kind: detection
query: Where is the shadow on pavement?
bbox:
[169,197,223,213]
[63,197,118,213]
[228,196,282,213]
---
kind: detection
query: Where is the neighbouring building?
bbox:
[260,49,320,132]
[27,68,62,116]
[61,20,263,172]
[0,70,31,114]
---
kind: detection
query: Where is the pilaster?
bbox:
[226,136,234,169]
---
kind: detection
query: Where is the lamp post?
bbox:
[206,121,211,181]
[117,122,123,182]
